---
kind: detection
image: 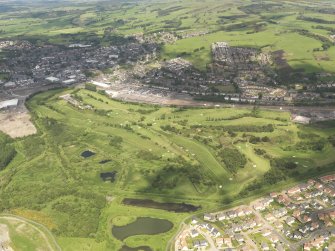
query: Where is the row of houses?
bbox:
[253,197,274,211]
[303,230,335,250]
[204,206,254,222]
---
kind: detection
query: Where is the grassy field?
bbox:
[0,88,334,250]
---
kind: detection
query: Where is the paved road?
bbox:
[241,232,258,250]
[198,229,219,251]
[251,208,297,250]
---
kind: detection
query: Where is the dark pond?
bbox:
[122,198,201,213]
[99,159,112,164]
[119,245,152,251]
[81,150,95,158]
[100,171,117,182]
[112,217,173,241]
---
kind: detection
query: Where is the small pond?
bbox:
[119,245,152,251]
[81,150,95,158]
[99,159,112,164]
[100,171,117,182]
[112,217,173,241]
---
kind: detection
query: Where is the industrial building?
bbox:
[0,99,19,110]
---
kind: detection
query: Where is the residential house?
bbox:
[262,229,272,237]
[217,212,226,221]
[287,186,301,196]
[211,228,221,238]
[191,229,199,238]
[223,237,232,247]
[204,213,215,222]
[264,213,276,222]
[273,208,287,218]
[215,238,224,247]
[235,234,244,242]
[269,234,279,243]
[286,216,295,226]
[261,242,270,251]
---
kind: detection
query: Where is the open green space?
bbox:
[0,88,334,250]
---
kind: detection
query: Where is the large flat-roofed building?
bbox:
[91,81,110,89]
[0,99,19,110]
[292,115,311,124]
[46,76,60,83]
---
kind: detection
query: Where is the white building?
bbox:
[292,115,311,124]
[0,99,19,110]
[46,76,60,83]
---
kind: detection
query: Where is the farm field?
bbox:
[0,88,334,250]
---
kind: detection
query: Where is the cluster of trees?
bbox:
[271,157,298,170]
[313,25,335,33]
[193,135,213,145]
[135,109,157,114]
[205,113,249,121]
[254,148,266,156]
[0,178,105,238]
[94,109,110,116]
[150,159,213,190]
[45,104,65,115]
[295,29,333,51]
[51,191,105,237]
[298,15,335,24]
[87,93,107,103]
[191,124,274,133]
[160,125,180,133]
[219,148,246,173]
[284,139,327,152]
[328,135,335,147]
[239,167,287,197]
[162,19,182,29]
[239,155,306,197]
[103,122,134,132]
[102,34,136,46]
[248,135,270,144]
[193,47,205,53]
[137,150,160,161]
[109,135,123,148]
[85,83,97,92]
[0,133,16,170]
[157,6,185,17]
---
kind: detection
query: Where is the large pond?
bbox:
[112,217,173,241]
[122,198,200,213]
[119,245,152,251]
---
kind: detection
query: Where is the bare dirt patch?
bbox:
[0,223,14,251]
[0,108,37,138]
